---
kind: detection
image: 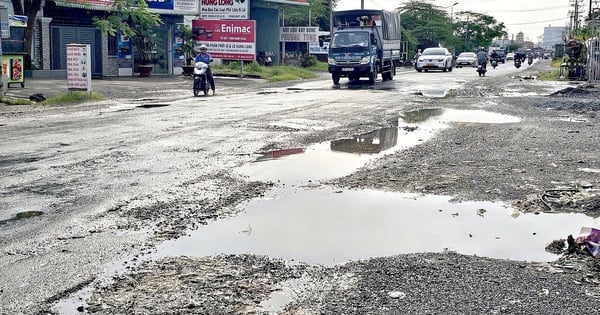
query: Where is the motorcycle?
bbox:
[491,58,498,69]
[477,61,487,77]
[193,61,210,96]
[514,58,522,69]
[256,51,274,66]
[527,56,533,66]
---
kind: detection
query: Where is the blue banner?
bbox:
[146,0,174,10]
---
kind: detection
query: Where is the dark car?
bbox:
[492,50,506,63]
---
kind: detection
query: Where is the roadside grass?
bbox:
[1,90,104,106]
[0,95,33,105]
[537,58,563,81]
[212,61,324,82]
[39,91,104,105]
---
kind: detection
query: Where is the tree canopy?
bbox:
[399,0,506,57]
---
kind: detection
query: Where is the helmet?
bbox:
[480,47,485,51]
[199,44,207,50]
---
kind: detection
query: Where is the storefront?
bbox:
[40,0,196,76]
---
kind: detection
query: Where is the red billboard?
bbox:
[192,19,256,61]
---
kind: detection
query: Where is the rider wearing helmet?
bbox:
[476,47,488,69]
[194,44,215,94]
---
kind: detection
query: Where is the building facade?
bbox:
[6,0,309,78]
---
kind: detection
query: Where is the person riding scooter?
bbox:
[490,50,499,68]
[194,44,215,95]
[476,47,488,75]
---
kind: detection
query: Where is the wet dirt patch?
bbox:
[136,103,170,108]
[0,210,44,225]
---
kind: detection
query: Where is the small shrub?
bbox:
[244,61,262,73]
[300,54,318,68]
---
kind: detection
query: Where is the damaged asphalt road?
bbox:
[1,61,600,314]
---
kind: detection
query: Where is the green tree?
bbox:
[453,11,506,53]
[399,1,456,58]
[93,0,163,64]
[282,0,339,29]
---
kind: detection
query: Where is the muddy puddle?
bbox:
[238,108,520,186]
[155,187,598,265]
[154,108,562,265]
[151,108,586,265]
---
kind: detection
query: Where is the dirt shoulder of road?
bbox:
[65,63,600,314]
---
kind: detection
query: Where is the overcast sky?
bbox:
[336,0,575,41]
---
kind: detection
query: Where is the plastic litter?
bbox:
[575,227,600,257]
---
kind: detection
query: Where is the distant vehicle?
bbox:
[415,47,454,72]
[492,49,506,63]
[455,52,477,68]
[506,52,515,61]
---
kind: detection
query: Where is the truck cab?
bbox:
[328,28,379,85]
[327,10,401,86]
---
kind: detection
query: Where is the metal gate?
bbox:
[51,26,103,76]
[587,38,600,82]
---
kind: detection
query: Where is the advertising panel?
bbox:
[55,0,197,14]
[280,26,319,42]
[200,0,249,20]
[66,44,92,91]
[192,19,256,61]
[1,54,24,86]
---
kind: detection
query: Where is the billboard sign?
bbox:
[200,0,249,20]
[192,19,256,61]
[280,26,318,42]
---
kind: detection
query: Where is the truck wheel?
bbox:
[332,73,340,85]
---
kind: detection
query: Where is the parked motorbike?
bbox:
[193,61,210,96]
[514,58,522,69]
[256,51,274,66]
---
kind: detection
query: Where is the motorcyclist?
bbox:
[194,44,215,95]
[490,50,499,61]
[490,50,499,67]
[476,47,488,70]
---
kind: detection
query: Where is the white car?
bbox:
[506,52,515,61]
[415,47,454,72]
[455,52,477,68]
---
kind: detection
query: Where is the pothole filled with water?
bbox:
[150,108,593,265]
[155,187,598,265]
[238,108,521,185]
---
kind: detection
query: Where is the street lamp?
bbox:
[449,2,458,21]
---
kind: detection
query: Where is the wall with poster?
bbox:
[192,19,256,61]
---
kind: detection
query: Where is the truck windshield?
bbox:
[331,32,370,49]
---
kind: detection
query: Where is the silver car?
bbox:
[455,52,477,68]
[415,47,454,72]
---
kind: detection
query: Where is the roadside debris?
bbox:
[570,227,600,258]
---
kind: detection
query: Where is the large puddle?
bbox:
[237,108,521,186]
[153,108,597,265]
[156,187,598,264]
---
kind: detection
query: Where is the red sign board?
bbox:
[192,19,256,61]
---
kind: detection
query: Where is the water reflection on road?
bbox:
[149,108,596,265]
